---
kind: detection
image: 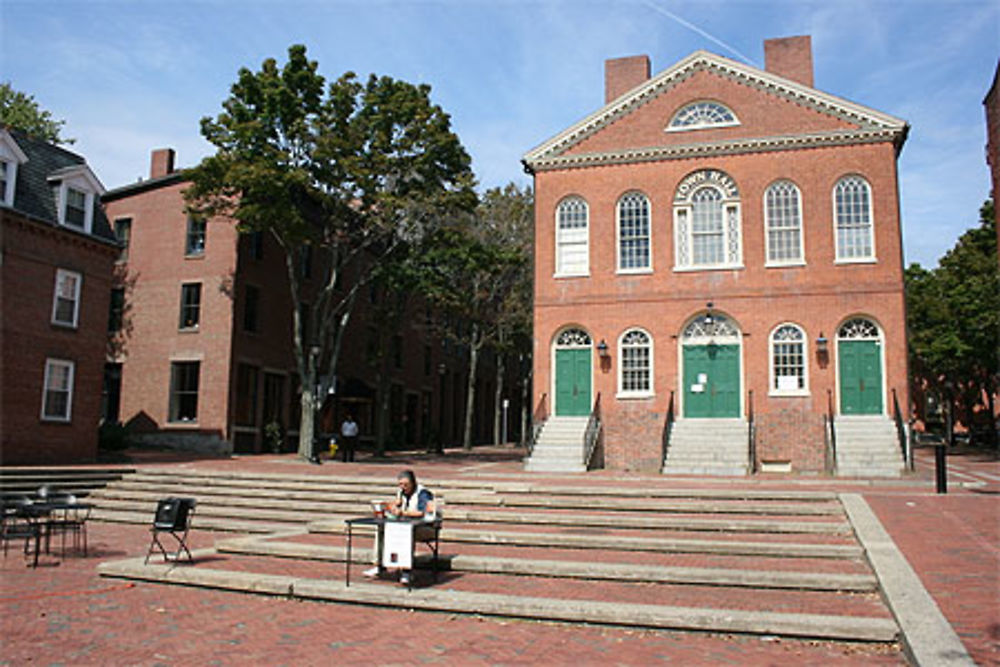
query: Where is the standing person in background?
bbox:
[340,414,359,462]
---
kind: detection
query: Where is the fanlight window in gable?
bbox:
[668,101,738,131]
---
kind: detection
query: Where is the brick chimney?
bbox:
[764,36,814,88]
[150,148,176,179]
[605,55,651,104]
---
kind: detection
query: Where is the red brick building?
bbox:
[985,59,1000,260]
[1,128,118,464]
[101,150,493,455]
[523,37,910,475]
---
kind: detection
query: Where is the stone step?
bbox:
[90,486,843,516]
[97,559,897,642]
[216,535,876,592]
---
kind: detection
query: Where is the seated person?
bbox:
[364,469,437,585]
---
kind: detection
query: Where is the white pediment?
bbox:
[523,50,908,171]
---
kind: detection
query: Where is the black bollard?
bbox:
[935,444,947,494]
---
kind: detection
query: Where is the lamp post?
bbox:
[309,344,322,464]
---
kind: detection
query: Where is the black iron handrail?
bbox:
[661,390,675,467]
[583,393,602,470]
[528,393,547,457]
[826,389,837,475]
[891,388,912,471]
[747,389,756,474]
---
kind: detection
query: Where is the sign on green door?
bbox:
[839,340,882,414]
[555,348,591,416]
[683,344,740,418]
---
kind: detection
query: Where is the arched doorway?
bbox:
[837,317,883,415]
[553,328,592,416]
[680,312,742,418]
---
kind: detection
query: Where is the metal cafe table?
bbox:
[344,515,442,587]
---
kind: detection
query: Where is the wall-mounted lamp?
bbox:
[596,339,609,359]
[815,332,829,368]
[703,302,715,328]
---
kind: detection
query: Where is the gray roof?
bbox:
[4,128,117,244]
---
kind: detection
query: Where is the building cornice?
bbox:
[524,50,908,169]
[528,128,901,172]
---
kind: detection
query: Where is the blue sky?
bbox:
[2,0,997,267]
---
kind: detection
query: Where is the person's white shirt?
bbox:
[341,419,358,437]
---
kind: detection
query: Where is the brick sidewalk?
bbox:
[2,446,996,665]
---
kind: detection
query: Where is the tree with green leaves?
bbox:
[906,199,999,445]
[477,183,534,445]
[0,82,72,144]
[185,45,476,461]
[415,205,529,450]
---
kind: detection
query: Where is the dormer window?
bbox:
[0,129,28,206]
[667,101,739,132]
[47,164,104,234]
[64,187,87,228]
[0,160,9,204]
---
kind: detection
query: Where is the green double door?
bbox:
[839,340,882,414]
[683,344,740,418]
[555,348,591,416]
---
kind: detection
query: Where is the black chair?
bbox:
[1,497,41,567]
[145,497,196,564]
[43,493,91,557]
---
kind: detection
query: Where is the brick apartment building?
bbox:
[101,150,494,455]
[986,59,1000,259]
[523,36,910,475]
[1,127,118,464]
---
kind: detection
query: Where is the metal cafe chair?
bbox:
[43,493,91,557]
[1,497,42,567]
[145,497,197,564]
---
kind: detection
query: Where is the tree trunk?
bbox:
[463,325,481,451]
[375,359,391,456]
[493,351,505,445]
[520,361,531,446]
[298,382,316,460]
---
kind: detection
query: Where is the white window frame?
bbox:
[616,191,653,274]
[666,100,740,132]
[673,170,742,271]
[769,323,809,396]
[833,175,876,264]
[0,130,28,207]
[41,358,75,422]
[617,328,654,399]
[0,159,15,206]
[554,196,589,278]
[764,180,805,267]
[51,268,82,328]
[56,180,95,233]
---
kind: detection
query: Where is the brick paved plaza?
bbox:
[2,446,997,665]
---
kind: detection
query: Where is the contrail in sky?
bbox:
[638,0,759,66]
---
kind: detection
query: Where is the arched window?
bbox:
[617,192,651,272]
[765,181,803,264]
[668,101,739,131]
[837,318,879,340]
[673,170,742,270]
[555,196,589,276]
[770,324,807,394]
[556,328,591,347]
[618,329,652,396]
[834,176,874,261]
